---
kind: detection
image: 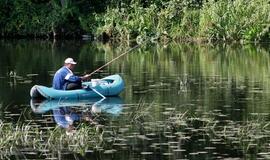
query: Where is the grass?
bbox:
[0,101,270,159]
[0,122,99,158]
[206,114,270,157]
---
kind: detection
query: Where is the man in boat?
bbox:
[53,58,90,90]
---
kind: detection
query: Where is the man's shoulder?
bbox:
[56,66,68,73]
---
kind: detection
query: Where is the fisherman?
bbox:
[52,58,90,90]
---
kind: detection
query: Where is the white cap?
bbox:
[64,58,77,64]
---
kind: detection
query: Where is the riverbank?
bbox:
[0,0,269,43]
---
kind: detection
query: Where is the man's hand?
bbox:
[81,74,91,81]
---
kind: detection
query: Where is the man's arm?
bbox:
[65,73,81,82]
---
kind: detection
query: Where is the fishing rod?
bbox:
[85,44,140,77]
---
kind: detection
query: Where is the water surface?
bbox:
[0,40,270,159]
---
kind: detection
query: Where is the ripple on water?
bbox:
[162,111,172,115]
[26,74,39,77]
[104,149,117,154]
[39,149,50,153]
[257,152,270,156]
[23,152,38,155]
[165,107,175,111]
[163,152,173,156]
[136,135,152,141]
[113,143,127,147]
[210,139,222,142]
[165,135,176,138]
[19,80,32,84]
[94,147,104,151]
[85,150,93,153]
[204,147,216,150]
[146,133,157,137]
[189,152,199,156]
[198,151,208,154]
[141,152,153,155]
[223,105,231,108]
[118,127,129,133]
[178,136,191,140]
[173,149,186,152]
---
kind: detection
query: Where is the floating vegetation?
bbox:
[208,114,270,158]
[1,99,270,159]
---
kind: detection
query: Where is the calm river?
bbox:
[0,40,270,159]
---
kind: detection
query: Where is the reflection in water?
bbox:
[31,97,123,115]
[31,97,123,134]
[1,41,270,159]
[53,106,80,135]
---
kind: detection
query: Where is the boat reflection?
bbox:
[30,97,124,134]
[30,97,123,115]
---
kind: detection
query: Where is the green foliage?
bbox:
[170,9,200,40]
[91,1,188,43]
[199,0,270,41]
[0,0,88,37]
[2,1,57,36]
[0,0,270,41]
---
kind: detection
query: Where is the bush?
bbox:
[199,0,270,42]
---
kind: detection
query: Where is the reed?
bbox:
[129,100,154,123]
[0,122,99,157]
[207,114,270,156]
[1,108,270,159]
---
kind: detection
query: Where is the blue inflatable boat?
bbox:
[30,74,124,100]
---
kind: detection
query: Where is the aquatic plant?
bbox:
[1,105,270,159]
[0,122,100,158]
[129,100,154,123]
[207,114,270,158]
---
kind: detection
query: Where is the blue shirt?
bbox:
[53,107,80,128]
[52,66,81,90]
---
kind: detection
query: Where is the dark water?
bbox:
[0,40,270,159]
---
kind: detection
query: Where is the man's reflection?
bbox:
[53,107,79,135]
[52,105,102,135]
[30,97,123,135]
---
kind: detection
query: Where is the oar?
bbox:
[84,80,106,98]
[91,87,106,99]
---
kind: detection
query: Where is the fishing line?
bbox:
[86,44,140,77]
